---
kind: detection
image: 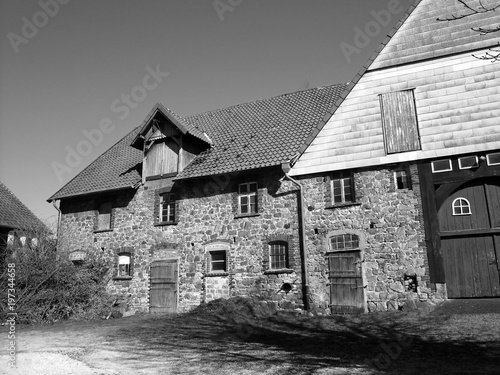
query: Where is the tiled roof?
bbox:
[0,181,47,231]
[176,84,347,180]
[48,84,347,200]
[48,127,143,201]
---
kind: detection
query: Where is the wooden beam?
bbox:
[418,163,445,283]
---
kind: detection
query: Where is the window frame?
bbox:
[394,169,411,190]
[159,192,176,224]
[452,197,472,216]
[331,171,355,205]
[431,159,453,173]
[269,241,289,270]
[209,250,227,273]
[118,253,131,277]
[458,156,479,170]
[486,152,500,166]
[329,233,361,252]
[238,182,258,215]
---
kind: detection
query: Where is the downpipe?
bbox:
[281,161,310,312]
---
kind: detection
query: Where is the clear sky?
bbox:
[0,0,415,227]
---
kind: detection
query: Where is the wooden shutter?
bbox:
[97,202,112,230]
[379,90,420,154]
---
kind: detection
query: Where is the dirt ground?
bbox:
[1,298,500,375]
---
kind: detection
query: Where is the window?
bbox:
[209,250,227,272]
[330,234,360,251]
[160,193,176,223]
[394,170,411,190]
[458,156,478,169]
[331,171,354,205]
[269,242,289,269]
[379,89,420,154]
[239,182,257,214]
[118,254,131,277]
[452,198,471,216]
[487,152,500,166]
[431,159,453,173]
[97,202,112,231]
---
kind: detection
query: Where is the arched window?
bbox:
[330,233,360,251]
[452,198,471,216]
[269,241,289,269]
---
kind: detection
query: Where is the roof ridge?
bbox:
[184,83,348,120]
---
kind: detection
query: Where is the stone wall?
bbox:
[299,163,441,313]
[58,167,304,313]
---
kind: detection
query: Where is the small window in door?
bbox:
[452,198,471,216]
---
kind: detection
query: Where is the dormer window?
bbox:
[144,137,179,180]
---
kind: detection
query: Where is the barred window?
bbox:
[269,241,288,269]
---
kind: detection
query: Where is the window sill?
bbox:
[94,229,113,233]
[155,221,178,227]
[325,202,361,209]
[264,268,294,275]
[113,276,132,281]
[204,272,229,277]
[234,213,260,219]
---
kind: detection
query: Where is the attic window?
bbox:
[379,90,421,154]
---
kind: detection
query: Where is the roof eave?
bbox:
[47,184,139,203]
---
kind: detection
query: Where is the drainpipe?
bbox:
[281,161,310,312]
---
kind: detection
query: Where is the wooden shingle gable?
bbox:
[290,0,500,177]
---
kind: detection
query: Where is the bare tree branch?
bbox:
[437,0,500,62]
[437,0,500,21]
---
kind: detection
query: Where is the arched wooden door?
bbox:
[438,179,500,298]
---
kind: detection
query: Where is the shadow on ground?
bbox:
[102,299,500,375]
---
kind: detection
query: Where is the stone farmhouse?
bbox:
[48,85,348,314]
[290,0,500,312]
[49,0,500,315]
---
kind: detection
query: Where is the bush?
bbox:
[0,229,114,324]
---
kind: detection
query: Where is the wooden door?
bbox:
[150,259,178,313]
[328,251,364,313]
[438,179,500,298]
